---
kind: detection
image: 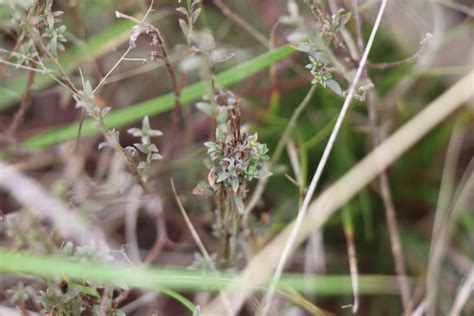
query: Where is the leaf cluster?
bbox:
[127,115,163,178]
[195,91,271,214]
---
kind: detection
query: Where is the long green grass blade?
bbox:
[0,247,401,296]
[0,20,134,110]
[21,45,294,150]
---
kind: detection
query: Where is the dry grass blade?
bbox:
[202,70,474,315]
[415,159,474,315]
[170,178,211,261]
[415,129,465,315]
[449,267,474,316]
[0,163,109,251]
[342,214,359,313]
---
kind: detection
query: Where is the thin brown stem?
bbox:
[99,286,110,316]
[7,70,36,140]
[153,29,182,138]
[25,23,78,95]
[113,197,167,308]
[0,35,24,76]
[143,204,167,265]
[351,0,364,54]
[368,49,426,70]
[367,92,412,315]
[117,9,181,150]
[343,227,359,313]
[96,120,152,194]
[20,6,77,96]
[212,0,269,48]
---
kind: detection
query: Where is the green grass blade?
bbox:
[0,20,134,110]
[21,45,294,150]
[161,288,197,312]
[0,247,401,296]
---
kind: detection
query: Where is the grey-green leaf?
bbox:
[325,79,343,96]
[233,196,245,214]
[134,143,148,153]
[231,177,239,193]
[216,172,230,183]
[196,102,214,116]
[291,42,314,53]
[192,8,201,24]
[175,7,188,16]
[256,170,273,179]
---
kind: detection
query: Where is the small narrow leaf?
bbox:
[97,142,110,150]
[233,196,245,214]
[291,42,314,53]
[231,177,239,193]
[176,7,188,15]
[137,161,147,170]
[179,19,189,37]
[196,102,214,116]
[101,107,111,118]
[142,116,150,130]
[134,143,148,153]
[325,79,343,96]
[341,12,352,26]
[152,153,162,160]
[210,50,235,64]
[216,172,230,183]
[192,8,201,24]
[256,170,273,179]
